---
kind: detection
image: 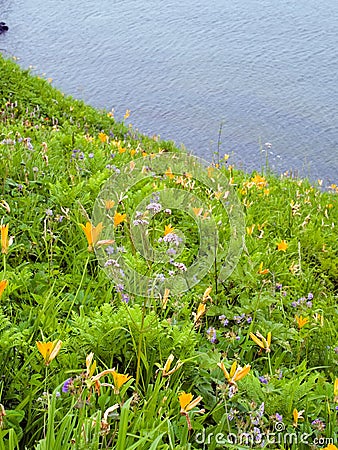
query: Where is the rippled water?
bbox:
[1,0,338,180]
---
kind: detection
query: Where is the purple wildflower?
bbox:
[166,248,177,256]
[104,259,120,268]
[253,427,262,442]
[156,273,165,282]
[105,246,116,255]
[275,413,283,422]
[116,284,124,292]
[219,315,229,326]
[206,327,217,343]
[311,418,325,431]
[62,378,73,393]
[172,262,187,272]
[163,233,182,246]
[133,219,149,226]
[259,376,268,384]
[146,202,162,213]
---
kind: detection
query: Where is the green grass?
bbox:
[0,53,337,449]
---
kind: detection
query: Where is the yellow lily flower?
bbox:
[111,371,132,393]
[161,288,170,309]
[249,331,271,353]
[322,445,338,450]
[1,224,9,254]
[202,286,212,304]
[192,207,203,217]
[113,212,126,227]
[98,132,108,143]
[0,280,8,298]
[36,340,62,366]
[79,221,103,251]
[251,174,267,188]
[178,392,202,413]
[164,224,174,236]
[105,200,115,210]
[165,167,174,179]
[86,352,97,378]
[258,262,269,275]
[295,315,309,329]
[277,240,288,252]
[293,408,304,427]
[193,303,206,326]
[217,360,250,385]
[158,354,183,377]
[246,224,255,235]
[334,378,338,402]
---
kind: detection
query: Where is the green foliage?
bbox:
[0,53,337,448]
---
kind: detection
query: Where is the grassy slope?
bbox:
[0,54,337,449]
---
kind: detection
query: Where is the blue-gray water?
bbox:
[1,0,338,181]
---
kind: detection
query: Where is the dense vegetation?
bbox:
[0,54,337,449]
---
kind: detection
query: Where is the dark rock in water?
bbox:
[0,22,9,34]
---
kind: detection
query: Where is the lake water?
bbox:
[1,0,338,181]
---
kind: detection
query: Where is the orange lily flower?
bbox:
[251,174,267,188]
[112,371,131,389]
[0,280,8,298]
[246,224,255,235]
[258,262,269,275]
[79,221,103,251]
[192,207,203,217]
[249,331,271,353]
[105,200,115,210]
[36,340,62,366]
[293,408,304,427]
[113,212,126,227]
[1,224,9,254]
[295,315,309,329]
[217,360,250,385]
[202,286,212,304]
[193,303,206,326]
[164,224,174,236]
[322,444,338,450]
[159,354,183,377]
[98,132,108,143]
[179,392,202,414]
[165,167,174,179]
[277,240,288,251]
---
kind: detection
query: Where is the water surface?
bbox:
[1,0,338,180]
